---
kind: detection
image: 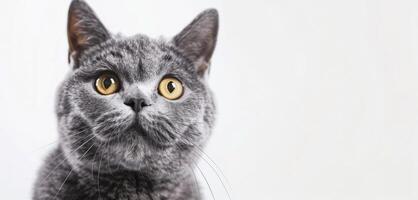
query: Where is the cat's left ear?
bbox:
[173,9,219,77]
[67,0,110,66]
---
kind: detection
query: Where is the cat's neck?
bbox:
[49,147,199,200]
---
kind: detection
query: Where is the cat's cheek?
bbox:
[175,95,204,119]
[150,98,169,113]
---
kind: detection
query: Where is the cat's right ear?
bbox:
[67,0,110,67]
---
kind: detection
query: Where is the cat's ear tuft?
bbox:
[67,0,110,65]
[173,9,219,77]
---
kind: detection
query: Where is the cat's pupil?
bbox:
[103,78,112,89]
[167,81,176,93]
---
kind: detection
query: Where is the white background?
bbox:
[1,0,418,199]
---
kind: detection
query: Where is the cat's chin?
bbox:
[106,135,177,173]
[91,115,179,171]
[127,116,176,149]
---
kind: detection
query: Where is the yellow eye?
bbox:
[158,77,184,100]
[95,73,120,95]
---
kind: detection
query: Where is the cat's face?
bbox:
[57,0,218,176]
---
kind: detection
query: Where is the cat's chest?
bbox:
[91,179,173,200]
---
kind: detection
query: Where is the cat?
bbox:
[32,0,218,199]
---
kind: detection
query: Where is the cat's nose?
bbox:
[124,98,150,113]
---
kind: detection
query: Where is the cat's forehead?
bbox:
[78,35,190,82]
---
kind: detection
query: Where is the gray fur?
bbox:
[33,0,218,199]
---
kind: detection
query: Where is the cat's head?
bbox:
[57,0,218,177]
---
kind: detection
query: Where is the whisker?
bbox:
[191,147,233,199]
[194,162,216,200]
[33,140,60,152]
[91,142,101,180]
[200,151,232,188]
[53,168,73,200]
[33,128,91,152]
[97,147,103,199]
[187,164,201,198]
[170,130,232,200]
[53,142,95,199]
[40,134,96,184]
[97,139,111,199]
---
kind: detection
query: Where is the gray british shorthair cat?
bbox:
[33,0,218,199]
